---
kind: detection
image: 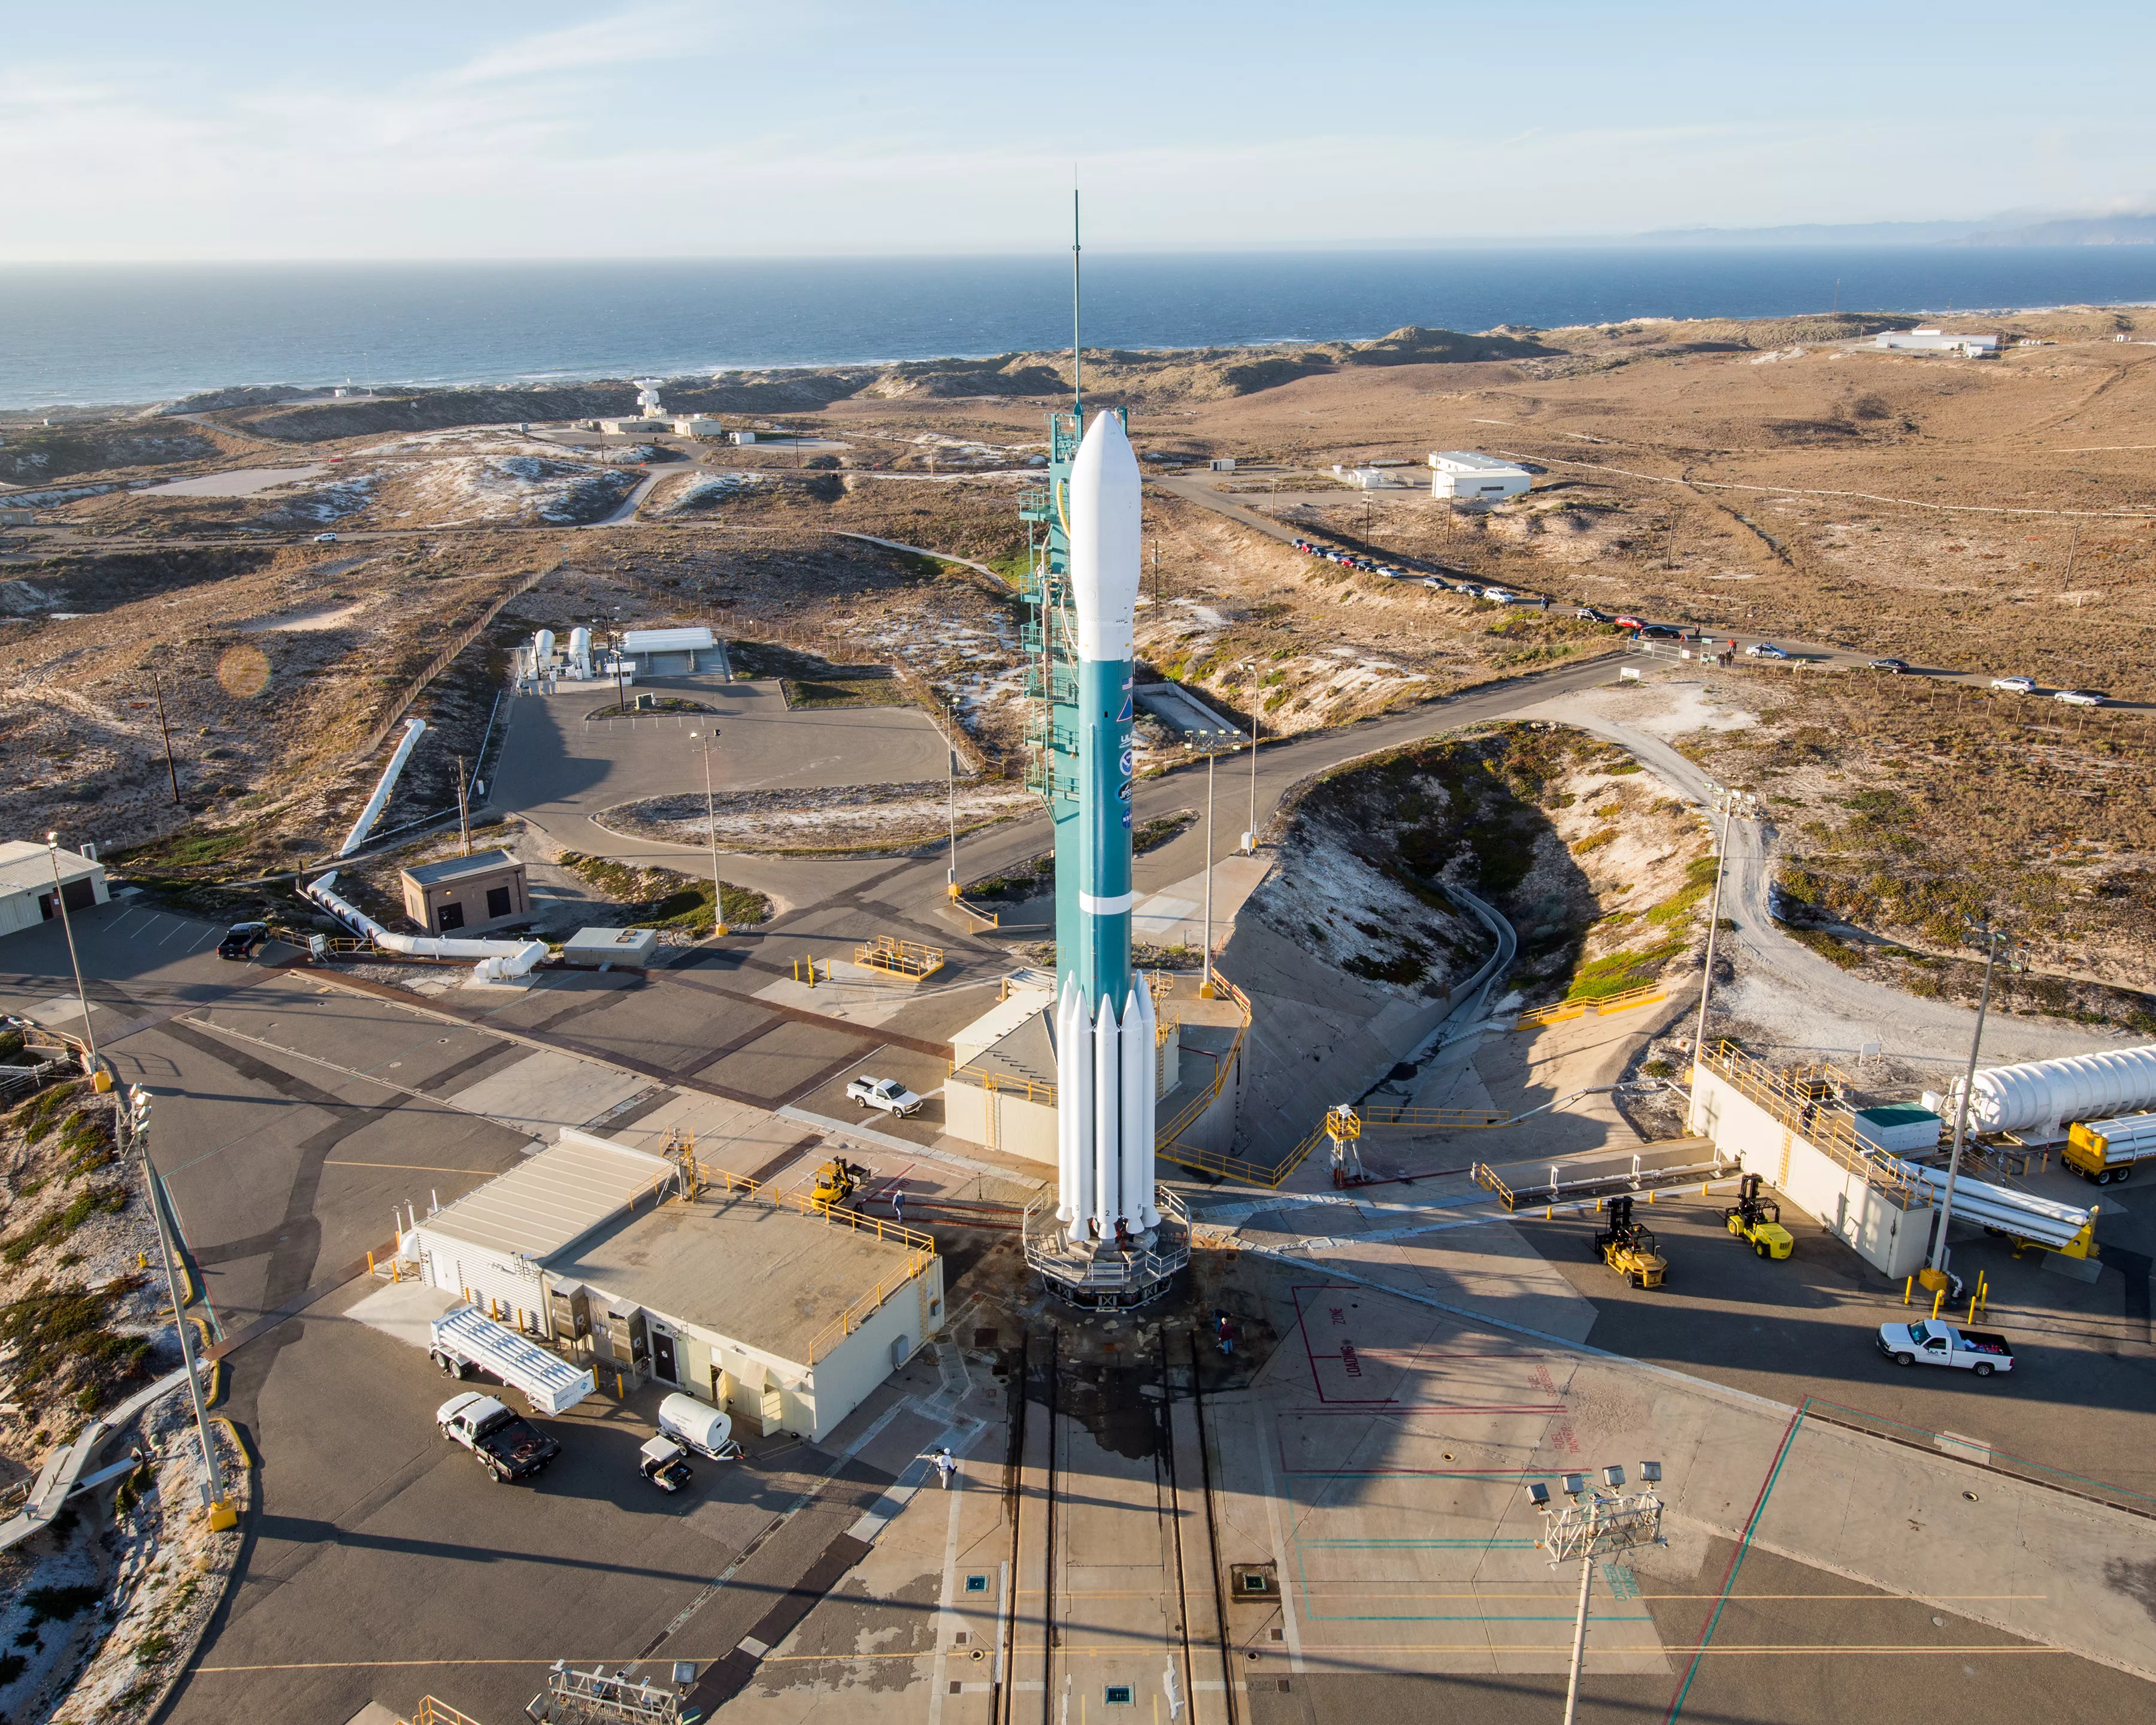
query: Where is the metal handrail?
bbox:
[855,934,945,978]
[1021,1187,1192,1288]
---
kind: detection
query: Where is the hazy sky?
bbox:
[6,1,2151,260]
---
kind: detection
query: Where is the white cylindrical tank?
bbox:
[657,1393,738,1460]
[534,628,556,667]
[1954,1043,2156,1140]
[567,626,593,679]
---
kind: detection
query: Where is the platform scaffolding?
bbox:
[1022,1186,1192,1310]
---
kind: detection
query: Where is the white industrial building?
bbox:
[408,1130,943,1443]
[595,416,670,436]
[671,416,723,438]
[1428,451,1533,501]
[0,841,108,939]
[620,625,728,676]
[1875,329,2000,356]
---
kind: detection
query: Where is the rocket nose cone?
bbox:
[1070,411,1141,662]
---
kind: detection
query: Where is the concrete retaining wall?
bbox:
[1691,1063,1929,1278]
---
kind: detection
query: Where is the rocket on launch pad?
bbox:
[1053,408,1161,1249]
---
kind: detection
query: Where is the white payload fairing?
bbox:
[1054,410,1160,1245]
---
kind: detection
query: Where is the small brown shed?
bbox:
[399,849,529,935]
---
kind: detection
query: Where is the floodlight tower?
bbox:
[1525,1461,1667,1725]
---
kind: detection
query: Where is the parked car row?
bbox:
[1992,674,2109,706]
[1288,538,1546,606]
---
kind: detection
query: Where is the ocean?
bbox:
[2,247,2152,411]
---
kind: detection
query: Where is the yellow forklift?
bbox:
[1592,1195,1667,1289]
[1724,1173,1794,1260]
[808,1157,873,1212]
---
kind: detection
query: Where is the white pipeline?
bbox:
[338,719,428,857]
[303,871,547,983]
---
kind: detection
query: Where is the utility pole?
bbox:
[691,730,725,937]
[455,755,471,857]
[124,1086,231,1526]
[1931,922,2022,1283]
[2061,520,2081,592]
[1243,679,1261,855]
[1687,786,1758,1127]
[149,671,180,804]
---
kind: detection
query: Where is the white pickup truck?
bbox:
[846,1075,923,1119]
[1875,1319,2014,1378]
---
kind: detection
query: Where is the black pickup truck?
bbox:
[437,1391,561,1482]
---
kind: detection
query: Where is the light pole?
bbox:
[1687,785,1759,1129]
[124,1086,232,1526]
[1527,1461,1665,1725]
[689,730,725,938]
[46,834,104,1088]
[945,700,961,900]
[1241,664,1261,855]
[1200,740,1219,998]
[1931,921,2025,1282]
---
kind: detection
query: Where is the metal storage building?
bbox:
[0,842,108,939]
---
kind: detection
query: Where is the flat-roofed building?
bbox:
[619,625,726,676]
[1427,451,1533,502]
[412,1130,941,1443]
[1875,329,2000,356]
[399,849,529,936]
[0,840,108,939]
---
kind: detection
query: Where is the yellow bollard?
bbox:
[1903,1275,1913,1307]
[392,1261,402,1284]
[1931,1287,1945,1320]
[1967,1294,1978,1325]
[367,1251,376,1275]
[616,1372,627,1399]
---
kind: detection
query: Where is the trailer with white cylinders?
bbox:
[1937,1042,2156,1144]
[429,1302,595,1415]
[1889,1157,2099,1258]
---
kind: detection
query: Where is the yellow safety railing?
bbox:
[1515,982,1669,1030]
[952,898,1001,928]
[1349,1103,1515,1130]
[689,1160,937,1364]
[956,1067,1056,1106]
[855,934,945,979]
[1697,1042,1914,1206]
[401,1700,489,1725]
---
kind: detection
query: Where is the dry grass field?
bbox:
[4,304,2150,1015]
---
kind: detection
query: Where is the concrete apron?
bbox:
[1222,1224,2156,1685]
